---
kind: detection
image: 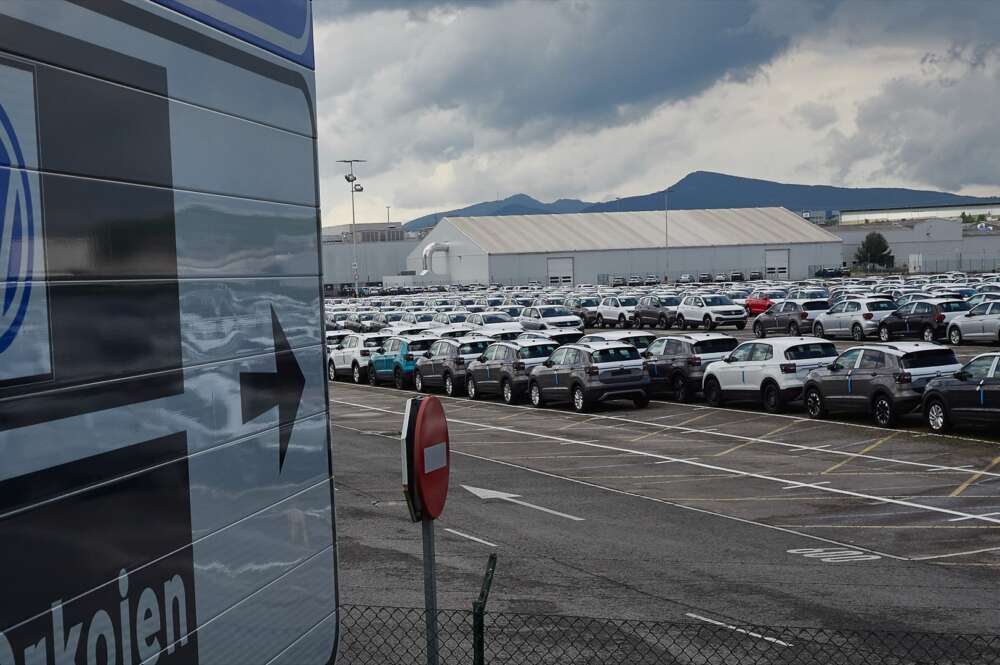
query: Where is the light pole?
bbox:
[386,206,391,224]
[663,187,672,283]
[337,159,366,297]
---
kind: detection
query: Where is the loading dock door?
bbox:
[765,249,789,279]
[547,257,574,285]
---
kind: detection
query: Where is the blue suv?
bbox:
[369,334,440,389]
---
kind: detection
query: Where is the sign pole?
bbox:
[422,516,439,665]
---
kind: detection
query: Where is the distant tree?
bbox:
[854,231,893,266]
[961,211,970,223]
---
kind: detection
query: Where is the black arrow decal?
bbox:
[240,306,305,471]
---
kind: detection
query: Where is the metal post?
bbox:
[422,517,439,665]
[663,187,669,283]
[473,553,497,665]
[349,168,359,298]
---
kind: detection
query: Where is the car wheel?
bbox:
[466,377,479,400]
[814,322,825,339]
[571,385,589,413]
[634,316,643,329]
[922,325,935,342]
[805,387,827,419]
[672,374,691,403]
[878,325,891,342]
[676,315,686,330]
[393,367,406,390]
[368,364,378,386]
[703,315,716,331]
[444,373,455,396]
[618,314,628,329]
[658,315,669,330]
[851,324,864,341]
[787,321,800,336]
[872,394,897,427]
[596,315,605,329]
[414,370,425,393]
[529,382,544,408]
[328,361,337,381]
[353,363,364,384]
[704,377,723,406]
[735,321,747,331]
[762,382,785,413]
[949,326,962,345]
[501,380,515,404]
[753,321,765,338]
[633,393,650,409]
[926,398,949,433]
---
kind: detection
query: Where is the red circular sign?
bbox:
[413,396,450,519]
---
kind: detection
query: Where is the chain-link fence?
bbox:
[337,605,1000,665]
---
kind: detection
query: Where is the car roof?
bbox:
[582,330,655,340]
[572,340,635,350]
[661,332,734,342]
[843,341,952,356]
[393,333,439,341]
[922,298,965,304]
[738,336,829,349]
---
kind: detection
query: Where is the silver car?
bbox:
[947,302,1000,345]
[813,297,898,341]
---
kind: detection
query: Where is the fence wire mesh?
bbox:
[337,605,1000,665]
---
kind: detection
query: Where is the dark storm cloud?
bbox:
[312,0,507,20]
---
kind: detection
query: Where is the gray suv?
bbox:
[643,333,739,402]
[527,341,650,412]
[413,336,492,396]
[465,339,560,403]
[803,343,962,427]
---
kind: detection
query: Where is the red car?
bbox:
[745,289,788,316]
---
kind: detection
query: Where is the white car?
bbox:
[675,295,748,331]
[518,306,583,332]
[702,336,838,413]
[467,311,525,336]
[578,330,658,353]
[595,296,639,328]
[435,323,480,338]
[327,332,391,383]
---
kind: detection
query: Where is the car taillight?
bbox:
[799,312,808,320]
[934,313,945,322]
[779,362,797,374]
[404,353,414,361]
[512,361,525,371]
[687,356,702,366]
[862,312,873,320]
[586,366,599,376]
[895,372,912,384]
[360,349,370,356]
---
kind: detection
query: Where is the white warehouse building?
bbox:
[407,208,843,285]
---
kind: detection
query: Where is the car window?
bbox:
[664,340,684,355]
[459,341,490,355]
[662,297,681,306]
[619,297,639,306]
[483,345,499,361]
[429,341,444,356]
[829,302,847,314]
[784,343,837,360]
[964,356,996,380]
[939,301,971,312]
[749,343,772,361]
[866,300,897,312]
[539,307,571,317]
[970,303,991,316]
[482,314,512,323]
[915,303,933,314]
[549,348,568,364]
[408,339,435,352]
[989,303,1000,316]
[900,349,959,369]
[834,348,863,369]
[730,343,754,362]
[626,335,657,348]
[590,347,641,363]
[647,338,666,355]
[859,350,887,369]
[803,301,829,311]
[519,344,558,359]
[693,338,739,354]
[897,303,916,315]
[845,301,861,312]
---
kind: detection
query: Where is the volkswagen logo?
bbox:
[0,101,36,354]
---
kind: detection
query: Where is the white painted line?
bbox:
[655,457,699,465]
[910,546,1000,561]
[947,512,1000,523]
[444,528,497,547]
[781,481,831,490]
[929,465,975,472]
[684,613,793,647]
[332,399,1000,528]
[462,485,584,521]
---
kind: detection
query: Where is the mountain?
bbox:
[403,194,592,230]
[582,171,1000,214]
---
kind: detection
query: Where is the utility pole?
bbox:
[386,206,391,224]
[663,187,671,283]
[337,159,366,297]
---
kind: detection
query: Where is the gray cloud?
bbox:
[794,101,837,130]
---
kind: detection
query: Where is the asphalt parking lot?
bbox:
[330,326,1000,635]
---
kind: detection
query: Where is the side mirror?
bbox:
[724,355,735,363]
[423,351,433,358]
[828,363,841,371]
[954,370,968,380]
[966,312,977,317]
[642,351,652,359]
[543,360,554,368]
[335,344,344,350]
[376,347,385,354]
[478,355,487,362]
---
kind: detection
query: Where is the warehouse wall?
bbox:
[405,221,490,283]
[322,238,419,286]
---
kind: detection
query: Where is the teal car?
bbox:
[369,334,440,389]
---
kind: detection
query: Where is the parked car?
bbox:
[466,311,524,336]
[729,271,745,282]
[465,338,560,403]
[678,273,696,284]
[947,302,1000,344]
[877,299,970,342]
[633,295,681,329]
[702,337,838,413]
[368,334,440,389]
[965,293,1000,309]
[325,329,351,351]
[498,304,525,319]
[565,295,602,327]
[745,289,788,316]
[517,328,584,345]
[431,311,470,326]
[414,335,492,396]
[527,341,650,412]
[342,310,380,332]
[519,306,584,331]
[578,331,658,352]
[698,272,713,283]
[435,324,480,338]
[752,299,829,337]
[803,343,962,427]
[595,296,639,328]
[748,271,763,281]
[675,294,748,330]
[643,333,739,402]
[813,298,898,341]
[922,352,1000,432]
[327,332,390,383]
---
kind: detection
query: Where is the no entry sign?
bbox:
[402,395,451,521]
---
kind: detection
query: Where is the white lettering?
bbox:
[0,633,14,665]
[51,602,82,665]
[86,610,116,665]
[23,636,46,665]
[136,587,161,664]
[119,571,132,665]
[163,575,188,653]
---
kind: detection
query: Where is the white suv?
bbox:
[676,294,748,331]
[702,337,838,412]
[595,296,639,328]
[327,332,391,384]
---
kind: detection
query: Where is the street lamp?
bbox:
[663,187,673,283]
[337,159,366,297]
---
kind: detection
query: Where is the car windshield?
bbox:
[867,301,898,311]
[660,296,682,305]
[359,313,376,320]
[448,313,468,322]
[590,347,641,363]
[765,291,787,298]
[415,313,435,321]
[407,339,435,351]
[703,296,734,306]
[482,313,512,323]
[459,341,490,355]
[619,297,639,306]
[519,344,558,359]
[580,298,601,307]
[693,338,739,354]
[540,307,571,317]
[624,335,657,348]
[364,336,388,348]
[386,313,404,321]
[938,301,971,312]
[784,343,838,360]
[803,301,830,311]
[901,350,959,369]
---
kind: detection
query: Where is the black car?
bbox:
[752,299,829,337]
[877,300,968,342]
[698,272,713,283]
[643,333,739,401]
[413,336,492,396]
[465,339,560,403]
[803,343,962,427]
[921,353,1000,432]
[748,271,763,281]
[633,295,681,329]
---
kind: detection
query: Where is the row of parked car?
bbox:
[327,325,998,433]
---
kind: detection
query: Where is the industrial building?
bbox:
[406,208,842,285]
[839,202,1000,225]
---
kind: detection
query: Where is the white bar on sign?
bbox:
[424,442,447,473]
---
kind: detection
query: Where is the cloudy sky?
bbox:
[312,0,1000,226]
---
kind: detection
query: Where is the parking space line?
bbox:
[950,456,1000,497]
[630,428,665,443]
[821,432,901,475]
[333,398,1000,528]
[684,613,793,647]
[675,411,715,427]
[444,528,497,547]
[947,512,1000,523]
[714,420,800,457]
[911,546,1000,561]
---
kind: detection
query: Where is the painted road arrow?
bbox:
[461,485,584,521]
[240,306,306,471]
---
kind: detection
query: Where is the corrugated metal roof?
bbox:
[441,207,841,254]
